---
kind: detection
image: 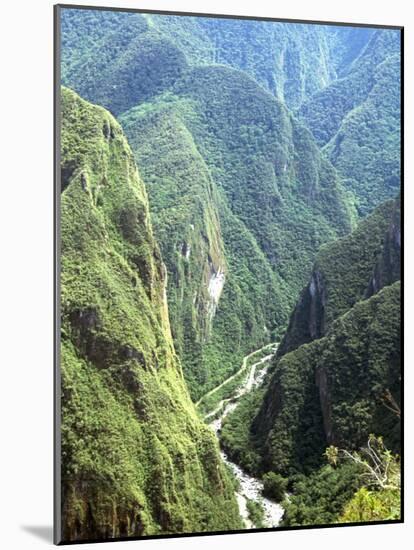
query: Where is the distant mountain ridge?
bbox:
[61,10,375,112]
[298,29,401,215]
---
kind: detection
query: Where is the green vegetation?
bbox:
[283,436,400,526]
[253,282,401,476]
[331,435,401,523]
[61,10,187,116]
[340,487,400,522]
[62,8,358,401]
[246,499,265,528]
[262,473,287,502]
[196,343,276,417]
[119,99,288,400]
[278,198,400,356]
[197,368,249,419]
[60,87,242,541]
[119,65,352,398]
[282,463,362,526]
[62,10,374,111]
[221,206,400,482]
[170,65,353,281]
[152,16,338,109]
[220,386,265,473]
[299,30,401,216]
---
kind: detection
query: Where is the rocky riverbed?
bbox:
[209,346,284,529]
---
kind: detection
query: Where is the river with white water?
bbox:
[207,347,284,529]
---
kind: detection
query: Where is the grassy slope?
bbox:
[60,87,242,541]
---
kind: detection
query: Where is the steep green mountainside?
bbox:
[298,30,401,215]
[252,281,400,476]
[61,7,357,403]
[298,30,400,147]
[324,54,400,216]
[60,87,242,541]
[221,201,400,477]
[327,26,376,77]
[119,65,352,399]
[151,16,369,109]
[61,9,402,405]
[169,66,353,275]
[59,9,401,533]
[278,198,400,356]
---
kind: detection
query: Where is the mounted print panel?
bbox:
[54,4,403,544]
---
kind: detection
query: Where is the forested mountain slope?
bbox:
[61,11,187,116]
[253,281,400,477]
[151,15,373,109]
[60,87,242,541]
[61,9,373,112]
[298,30,401,215]
[61,11,399,220]
[59,7,401,534]
[119,104,288,399]
[278,198,400,356]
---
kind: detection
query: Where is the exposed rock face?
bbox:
[277,270,326,357]
[207,265,226,328]
[315,366,333,444]
[59,87,242,542]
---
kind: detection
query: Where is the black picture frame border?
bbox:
[53,3,404,545]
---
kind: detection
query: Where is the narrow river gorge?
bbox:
[201,344,284,529]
